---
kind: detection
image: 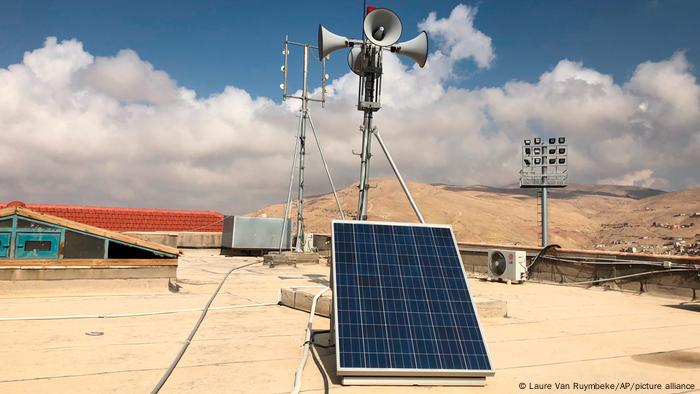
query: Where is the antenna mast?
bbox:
[278,36,345,252]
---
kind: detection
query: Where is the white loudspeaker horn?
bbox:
[394,31,429,68]
[318,25,349,60]
[363,8,402,47]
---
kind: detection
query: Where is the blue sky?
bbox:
[1,0,697,100]
[1,1,699,210]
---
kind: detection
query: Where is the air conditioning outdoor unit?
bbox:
[487,249,527,283]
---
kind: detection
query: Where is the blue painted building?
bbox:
[0,204,179,262]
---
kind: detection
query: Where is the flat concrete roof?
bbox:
[0,249,698,393]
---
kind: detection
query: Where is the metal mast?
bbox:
[279,37,345,252]
[318,7,428,223]
[356,46,381,221]
[294,45,309,252]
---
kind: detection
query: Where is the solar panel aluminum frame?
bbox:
[331,220,495,380]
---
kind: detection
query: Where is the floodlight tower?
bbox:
[278,36,345,252]
[520,137,568,246]
[318,7,429,222]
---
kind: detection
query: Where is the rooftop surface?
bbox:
[0,250,698,393]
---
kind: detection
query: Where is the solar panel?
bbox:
[332,220,494,384]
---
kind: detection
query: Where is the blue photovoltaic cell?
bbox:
[333,221,492,373]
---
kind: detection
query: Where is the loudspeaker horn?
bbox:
[394,31,429,68]
[318,25,349,60]
[363,8,402,47]
[347,47,364,75]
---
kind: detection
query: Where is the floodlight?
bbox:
[520,135,569,248]
[279,83,285,90]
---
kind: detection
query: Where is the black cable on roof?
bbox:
[527,243,561,270]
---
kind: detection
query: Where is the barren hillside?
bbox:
[249,179,699,253]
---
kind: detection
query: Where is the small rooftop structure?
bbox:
[0,205,178,281]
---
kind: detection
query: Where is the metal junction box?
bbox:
[222,216,292,250]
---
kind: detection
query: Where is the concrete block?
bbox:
[278,287,506,319]
[280,287,296,309]
[279,287,332,317]
[264,251,320,267]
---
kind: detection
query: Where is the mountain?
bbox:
[248,179,699,253]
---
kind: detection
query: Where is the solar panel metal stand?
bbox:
[341,376,486,386]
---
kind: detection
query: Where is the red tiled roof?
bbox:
[0,202,223,232]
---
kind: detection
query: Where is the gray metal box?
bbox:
[222,216,292,250]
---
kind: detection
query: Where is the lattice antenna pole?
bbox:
[280,36,341,251]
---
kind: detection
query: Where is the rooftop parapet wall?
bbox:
[458,243,700,300]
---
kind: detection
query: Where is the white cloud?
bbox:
[80,49,185,104]
[598,169,669,189]
[0,4,699,213]
[22,37,93,87]
[418,4,495,69]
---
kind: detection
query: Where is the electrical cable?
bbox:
[526,243,561,269]
[535,268,696,286]
[150,261,259,394]
[180,217,225,232]
[0,302,278,322]
[291,287,330,394]
[310,340,330,394]
[545,255,696,267]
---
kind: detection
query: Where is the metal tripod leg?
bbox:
[307,113,345,220]
[278,110,304,253]
[372,129,425,224]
